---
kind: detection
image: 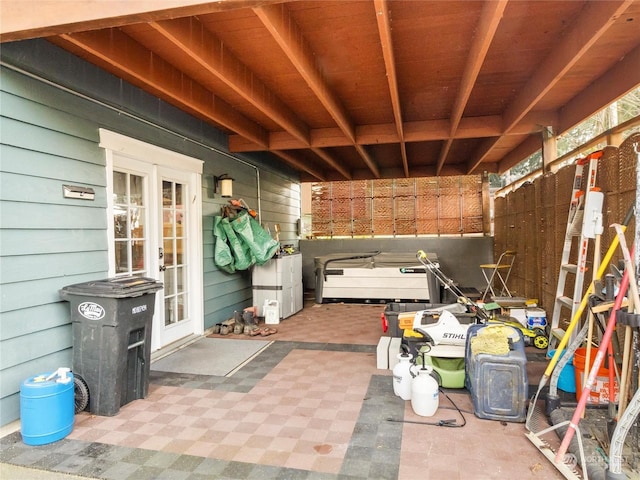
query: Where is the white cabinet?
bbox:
[252,254,303,320]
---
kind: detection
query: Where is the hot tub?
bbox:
[314,251,440,304]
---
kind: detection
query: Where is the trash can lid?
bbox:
[61,276,163,298]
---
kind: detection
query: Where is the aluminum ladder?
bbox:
[548,151,603,351]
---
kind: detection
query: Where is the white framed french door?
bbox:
[157,167,196,345]
[101,129,204,352]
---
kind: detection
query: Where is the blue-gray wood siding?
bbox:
[0,39,301,426]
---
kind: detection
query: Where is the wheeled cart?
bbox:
[60,276,162,416]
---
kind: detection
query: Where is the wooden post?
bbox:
[541,126,557,173]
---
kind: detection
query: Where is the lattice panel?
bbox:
[463,216,483,233]
[311,197,331,218]
[332,221,352,237]
[416,177,439,194]
[372,197,393,219]
[416,195,438,220]
[438,176,459,190]
[351,197,372,220]
[373,179,393,197]
[311,182,331,201]
[373,219,394,235]
[394,179,416,197]
[312,221,331,237]
[461,175,482,192]
[439,193,461,219]
[311,174,483,237]
[394,196,416,220]
[331,199,351,219]
[417,219,439,233]
[439,218,462,235]
[351,180,372,198]
[395,219,417,236]
[462,196,482,217]
[331,181,351,199]
[353,219,373,237]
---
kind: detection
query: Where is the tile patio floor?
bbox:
[1,297,576,479]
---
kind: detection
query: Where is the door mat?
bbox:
[151,337,270,377]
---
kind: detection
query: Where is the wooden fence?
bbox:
[494,132,638,327]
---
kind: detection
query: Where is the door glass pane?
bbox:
[164,239,175,266]
[113,172,127,204]
[162,178,188,327]
[177,266,185,290]
[112,171,147,277]
[165,297,174,326]
[130,175,144,206]
[175,238,184,265]
[162,180,172,206]
[164,267,175,295]
[115,241,129,274]
[177,293,186,321]
[132,240,145,271]
[131,207,144,238]
[175,183,183,205]
[114,211,127,239]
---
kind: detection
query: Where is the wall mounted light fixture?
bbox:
[214,174,234,198]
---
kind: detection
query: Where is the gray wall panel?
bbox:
[2,251,108,283]
[0,351,71,426]
[0,201,107,229]
[0,117,103,165]
[1,145,106,185]
[0,229,108,256]
[0,325,72,372]
[0,303,71,340]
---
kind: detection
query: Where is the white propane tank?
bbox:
[392,345,413,400]
[410,364,439,417]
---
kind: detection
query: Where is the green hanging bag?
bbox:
[231,211,280,265]
[213,216,235,273]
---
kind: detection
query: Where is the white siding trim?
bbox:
[99,129,204,174]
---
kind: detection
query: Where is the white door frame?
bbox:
[100,129,204,351]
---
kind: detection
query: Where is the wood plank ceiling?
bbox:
[2,0,639,182]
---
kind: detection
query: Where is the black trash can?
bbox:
[60,276,162,416]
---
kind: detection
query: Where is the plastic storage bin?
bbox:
[465,324,528,422]
[526,308,547,329]
[573,347,618,405]
[60,276,162,416]
[423,356,466,388]
[547,349,576,393]
[20,369,74,445]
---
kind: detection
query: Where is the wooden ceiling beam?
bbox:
[466,0,633,174]
[374,0,408,177]
[497,134,542,173]
[53,29,268,148]
[558,43,640,135]
[1,0,285,42]
[502,0,634,133]
[497,45,640,174]
[272,150,327,181]
[150,17,311,146]
[311,148,352,180]
[254,3,381,178]
[228,113,550,152]
[436,0,507,174]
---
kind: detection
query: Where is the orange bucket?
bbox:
[572,347,618,405]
